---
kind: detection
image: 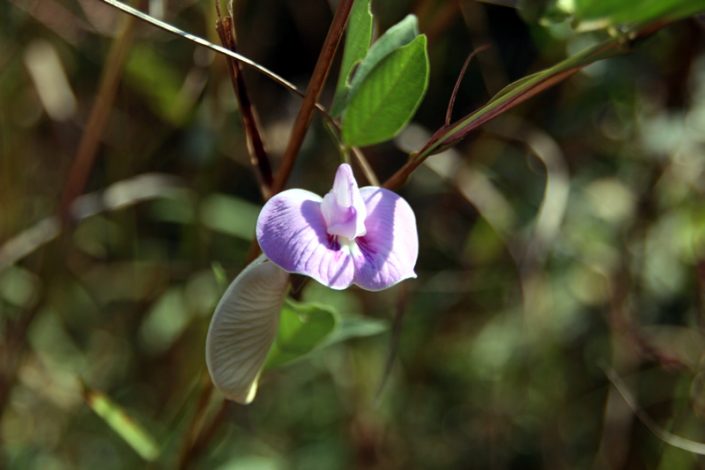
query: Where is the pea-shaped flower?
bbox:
[207,164,418,404]
[256,163,418,290]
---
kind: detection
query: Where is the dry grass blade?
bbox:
[99,0,298,94]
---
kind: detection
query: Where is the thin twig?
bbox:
[605,368,705,455]
[268,0,355,196]
[177,399,231,469]
[322,118,380,186]
[445,44,490,126]
[383,21,668,190]
[383,67,580,190]
[350,147,380,186]
[215,6,273,198]
[176,372,213,467]
[58,11,135,224]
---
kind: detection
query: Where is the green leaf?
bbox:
[323,315,388,346]
[574,0,705,30]
[264,299,388,369]
[82,384,160,461]
[342,34,429,146]
[331,0,373,115]
[335,14,420,116]
[264,300,336,369]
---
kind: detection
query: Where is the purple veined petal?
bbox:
[351,186,419,291]
[320,163,367,240]
[256,188,356,290]
[205,256,289,404]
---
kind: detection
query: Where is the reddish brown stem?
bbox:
[269,0,355,196]
[177,399,231,469]
[215,10,273,199]
[383,67,580,190]
[384,21,669,190]
[445,44,491,126]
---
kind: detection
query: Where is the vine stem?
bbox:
[215,6,273,199]
[383,20,669,190]
[268,0,355,196]
[179,2,355,466]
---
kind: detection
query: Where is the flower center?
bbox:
[320,164,367,240]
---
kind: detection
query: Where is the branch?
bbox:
[268,0,355,196]
[215,7,273,198]
[383,20,668,190]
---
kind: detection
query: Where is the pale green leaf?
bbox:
[265,300,336,369]
[342,34,429,146]
[323,315,388,346]
[331,0,373,115]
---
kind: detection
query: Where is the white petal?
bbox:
[205,256,289,404]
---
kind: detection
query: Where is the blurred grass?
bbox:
[1,0,705,468]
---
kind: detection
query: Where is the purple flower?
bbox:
[256,164,418,291]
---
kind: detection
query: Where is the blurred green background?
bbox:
[2,0,705,468]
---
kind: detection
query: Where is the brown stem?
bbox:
[175,372,213,467]
[383,67,580,190]
[350,147,379,186]
[58,12,135,224]
[215,8,273,199]
[445,44,491,126]
[179,3,355,466]
[383,21,669,191]
[177,399,231,469]
[268,0,355,196]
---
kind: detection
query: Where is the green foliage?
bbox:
[266,298,388,369]
[346,15,420,97]
[335,13,430,146]
[342,35,429,146]
[332,0,373,115]
[265,300,336,369]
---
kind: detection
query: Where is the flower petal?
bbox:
[352,187,418,291]
[205,256,289,404]
[257,189,356,290]
[320,163,367,240]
